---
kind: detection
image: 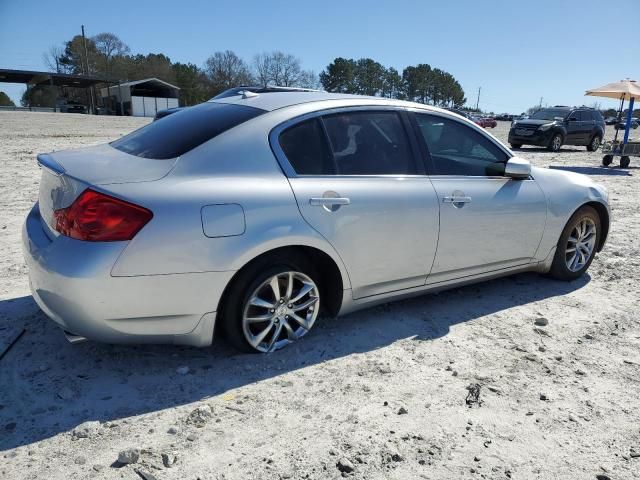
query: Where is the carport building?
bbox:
[101,78,179,117]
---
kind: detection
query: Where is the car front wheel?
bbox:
[548,206,600,281]
[221,260,321,353]
[548,133,563,152]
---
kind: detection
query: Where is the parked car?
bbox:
[444,107,472,119]
[508,106,605,152]
[604,116,618,125]
[477,117,497,128]
[496,114,514,121]
[56,100,87,114]
[614,118,639,130]
[24,93,610,353]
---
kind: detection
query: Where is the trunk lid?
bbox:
[37,144,176,237]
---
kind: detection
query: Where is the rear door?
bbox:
[271,107,440,299]
[411,111,547,283]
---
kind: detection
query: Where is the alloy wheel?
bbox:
[591,136,600,151]
[565,217,597,272]
[552,135,562,151]
[242,271,320,352]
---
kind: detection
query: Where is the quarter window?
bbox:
[415,113,508,176]
[278,111,417,176]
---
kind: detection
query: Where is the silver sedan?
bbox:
[23,91,610,353]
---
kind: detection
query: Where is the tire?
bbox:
[620,156,631,168]
[586,135,601,152]
[547,133,563,152]
[510,143,522,149]
[602,155,613,166]
[220,255,321,353]
[548,205,601,281]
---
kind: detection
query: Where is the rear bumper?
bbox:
[508,129,552,146]
[22,203,234,347]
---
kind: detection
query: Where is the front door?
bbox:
[273,109,440,299]
[412,112,547,283]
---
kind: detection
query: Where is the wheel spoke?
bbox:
[290,312,311,330]
[284,272,294,299]
[251,322,274,346]
[266,322,284,351]
[269,275,281,301]
[282,319,298,341]
[246,314,272,323]
[249,296,275,310]
[292,296,319,312]
[566,252,577,270]
[290,282,314,303]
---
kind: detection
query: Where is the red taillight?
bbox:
[54,189,153,242]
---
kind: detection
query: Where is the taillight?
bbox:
[54,189,153,242]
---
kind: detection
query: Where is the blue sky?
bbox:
[1,0,637,113]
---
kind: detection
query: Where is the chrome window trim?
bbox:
[269,105,423,179]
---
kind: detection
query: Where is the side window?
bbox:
[322,111,416,175]
[279,119,335,175]
[582,111,593,121]
[569,111,581,121]
[414,113,508,176]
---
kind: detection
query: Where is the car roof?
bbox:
[208,91,448,114]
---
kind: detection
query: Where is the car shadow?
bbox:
[513,147,584,153]
[549,165,634,176]
[0,272,590,451]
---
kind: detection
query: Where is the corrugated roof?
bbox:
[116,78,180,90]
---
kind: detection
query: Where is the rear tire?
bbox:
[510,143,522,149]
[548,206,600,281]
[547,133,563,152]
[587,135,601,152]
[620,156,631,168]
[602,155,613,166]
[220,255,321,353]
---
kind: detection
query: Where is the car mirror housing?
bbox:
[505,156,531,179]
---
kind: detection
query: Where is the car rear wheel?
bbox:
[510,143,522,149]
[620,156,631,168]
[221,259,321,353]
[587,135,601,152]
[547,133,563,152]
[548,205,600,281]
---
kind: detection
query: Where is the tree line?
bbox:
[21,32,466,110]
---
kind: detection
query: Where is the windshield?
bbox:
[530,109,568,121]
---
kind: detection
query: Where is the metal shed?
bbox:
[100,78,180,117]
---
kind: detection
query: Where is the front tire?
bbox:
[547,133,563,152]
[221,258,321,353]
[620,156,631,168]
[548,206,600,281]
[602,155,613,166]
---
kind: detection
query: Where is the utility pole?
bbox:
[81,25,95,114]
[475,87,481,111]
[539,97,543,109]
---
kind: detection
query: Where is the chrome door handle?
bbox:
[309,197,351,206]
[443,196,471,203]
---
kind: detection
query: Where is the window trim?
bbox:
[407,108,514,178]
[269,106,426,178]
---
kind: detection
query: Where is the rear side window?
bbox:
[279,119,335,175]
[111,102,265,159]
[278,111,416,176]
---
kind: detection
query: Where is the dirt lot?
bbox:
[1,111,639,480]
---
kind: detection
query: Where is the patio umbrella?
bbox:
[586,79,640,144]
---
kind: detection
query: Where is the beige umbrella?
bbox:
[586,79,639,144]
[585,78,640,100]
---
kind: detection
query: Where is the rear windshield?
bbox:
[111,102,266,159]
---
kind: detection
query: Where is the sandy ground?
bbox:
[0,111,639,480]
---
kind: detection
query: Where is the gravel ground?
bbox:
[0,111,639,480]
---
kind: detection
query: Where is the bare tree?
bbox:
[253,52,273,87]
[270,52,302,87]
[92,33,130,76]
[204,50,253,92]
[297,70,320,89]
[43,45,65,73]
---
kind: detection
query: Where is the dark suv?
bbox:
[508,106,605,152]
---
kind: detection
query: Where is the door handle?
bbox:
[443,196,471,203]
[309,197,351,206]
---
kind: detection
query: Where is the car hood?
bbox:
[513,119,558,127]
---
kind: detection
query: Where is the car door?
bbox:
[271,108,440,299]
[580,110,595,144]
[411,111,547,284]
[564,110,583,144]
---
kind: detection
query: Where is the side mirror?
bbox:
[505,156,531,179]
[568,117,578,122]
